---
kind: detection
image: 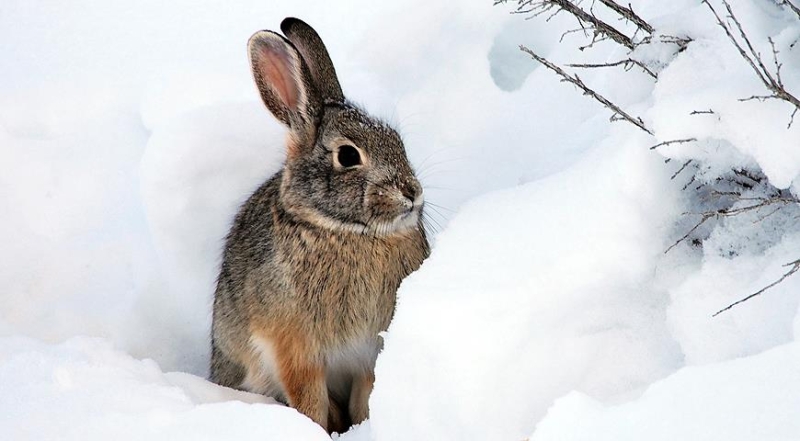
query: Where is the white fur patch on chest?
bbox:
[325,335,380,374]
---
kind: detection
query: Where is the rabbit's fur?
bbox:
[210,18,429,433]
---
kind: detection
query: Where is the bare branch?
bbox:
[723,1,776,86]
[535,0,636,49]
[502,0,692,54]
[682,174,697,191]
[578,33,611,51]
[753,205,784,223]
[638,34,693,51]
[520,45,653,134]
[719,196,797,216]
[779,0,800,21]
[703,0,800,120]
[703,0,769,85]
[768,37,784,88]
[666,192,799,254]
[665,213,714,254]
[597,0,655,33]
[671,159,694,180]
[713,258,800,316]
[740,95,781,103]
[650,137,697,150]
[560,27,590,43]
[567,58,658,78]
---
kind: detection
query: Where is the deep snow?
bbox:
[2,0,799,440]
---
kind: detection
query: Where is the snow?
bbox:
[2,0,799,440]
[370,132,684,441]
[0,336,329,441]
[530,339,800,441]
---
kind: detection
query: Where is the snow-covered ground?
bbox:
[2,0,799,439]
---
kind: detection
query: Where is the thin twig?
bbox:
[561,27,590,42]
[732,168,766,185]
[703,0,769,85]
[768,37,784,88]
[703,0,800,119]
[724,1,775,85]
[665,213,713,253]
[713,258,800,316]
[567,58,658,78]
[671,159,694,180]
[659,34,694,48]
[520,45,653,134]
[721,197,796,216]
[539,0,636,49]
[666,194,798,253]
[779,0,800,21]
[649,138,697,150]
[682,174,697,191]
[753,205,783,223]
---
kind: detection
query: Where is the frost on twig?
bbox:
[703,0,800,127]
[520,45,653,134]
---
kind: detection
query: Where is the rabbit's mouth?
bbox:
[356,184,424,236]
[364,209,421,237]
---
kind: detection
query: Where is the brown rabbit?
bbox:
[210,18,429,433]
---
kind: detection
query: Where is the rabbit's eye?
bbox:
[337,145,362,167]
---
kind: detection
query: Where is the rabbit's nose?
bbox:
[401,182,423,208]
[401,187,416,204]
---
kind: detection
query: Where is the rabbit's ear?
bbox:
[280,18,344,103]
[249,30,320,147]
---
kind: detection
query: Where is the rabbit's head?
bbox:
[248,18,423,236]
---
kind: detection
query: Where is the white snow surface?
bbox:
[531,339,800,441]
[2,0,799,440]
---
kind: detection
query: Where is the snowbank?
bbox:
[0,336,328,441]
[531,339,800,441]
[369,131,685,441]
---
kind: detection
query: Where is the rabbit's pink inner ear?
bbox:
[249,34,306,126]
[255,45,299,109]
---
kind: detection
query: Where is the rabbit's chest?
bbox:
[282,230,413,335]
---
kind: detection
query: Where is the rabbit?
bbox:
[210,17,430,434]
